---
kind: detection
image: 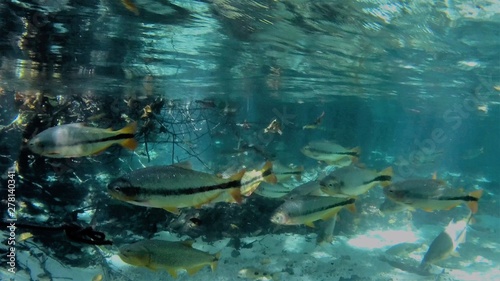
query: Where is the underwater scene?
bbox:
[0,0,499,280]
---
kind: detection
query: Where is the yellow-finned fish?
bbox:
[379,198,408,214]
[255,182,292,199]
[270,195,356,228]
[272,162,304,182]
[28,122,138,158]
[118,239,220,278]
[384,179,483,214]
[212,161,277,203]
[420,213,472,269]
[282,180,323,201]
[320,166,393,197]
[108,164,245,214]
[301,141,360,166]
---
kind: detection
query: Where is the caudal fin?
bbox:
[350,146,362,158]
[378,167,393,187]
[119,122,138,150]
[229,170,245,204]
[467,189,483,214]
[261,161,278,183]
[211,252,221,271]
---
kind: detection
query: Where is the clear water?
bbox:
[0,1,499,280]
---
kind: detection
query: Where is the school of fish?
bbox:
[26,121,485,278]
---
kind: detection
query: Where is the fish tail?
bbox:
[118,122,138,150]
[261,161,278,184]
[378,166,393,187]
[346,202,357,213]
[294,166,304,181]
[467,189,483,214]
[350,146,361,158]
[229,170,245,203]
[211,251,221,271]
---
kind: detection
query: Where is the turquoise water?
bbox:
[1,1,499,280]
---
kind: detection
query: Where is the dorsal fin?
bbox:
[173,161,192,170]
[181,240,195,247]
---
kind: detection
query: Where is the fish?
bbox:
[420,213,472,269]
[379,198,409,214]
[118,239,220,278]
[108,164,245,214]
[19,232,34,242]
[282,180,323,201]
[461,147,484,160]
[211,161,277,203]
[27,122,138,158]
[383,179,483,213]
[270,195,356,228]
[238,267,280,281]
[254,182,292,199]
[240,161,277,195]
[301,141,360,166]
[303,111,325,130]
[264,119,282,135]
[272,162,304,182]
[320,166,393,197]
[385,242,424,257]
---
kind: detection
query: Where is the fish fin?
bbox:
[120,138,138,151]
[467,201,478,214]
[321,209,341,221]
[92,146,111,155]
[467,190,483,214]
[355,162,366,169]
[228,170,245,204]
[346,203,357,213]
[230,169,246,182]
[118,121,137,134]
[186,264,206,276]
[121,0,140,15]
[350,146,361,158]
[378,167,393,187]
[163,207,180,214]
[165,267,178,279]
[173,161,192,170]
[294,166,304,181]
[67,123,85,127]
[181,240,194,247]
[450,251,460,258]
[211,252,221,271]
[468,216,476,225]
[304,221,315,228]
[432,171,437,180]
[261,161,278,184]
[423,208,435,212]
[469,189,483,200]
[229,189,243,204]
